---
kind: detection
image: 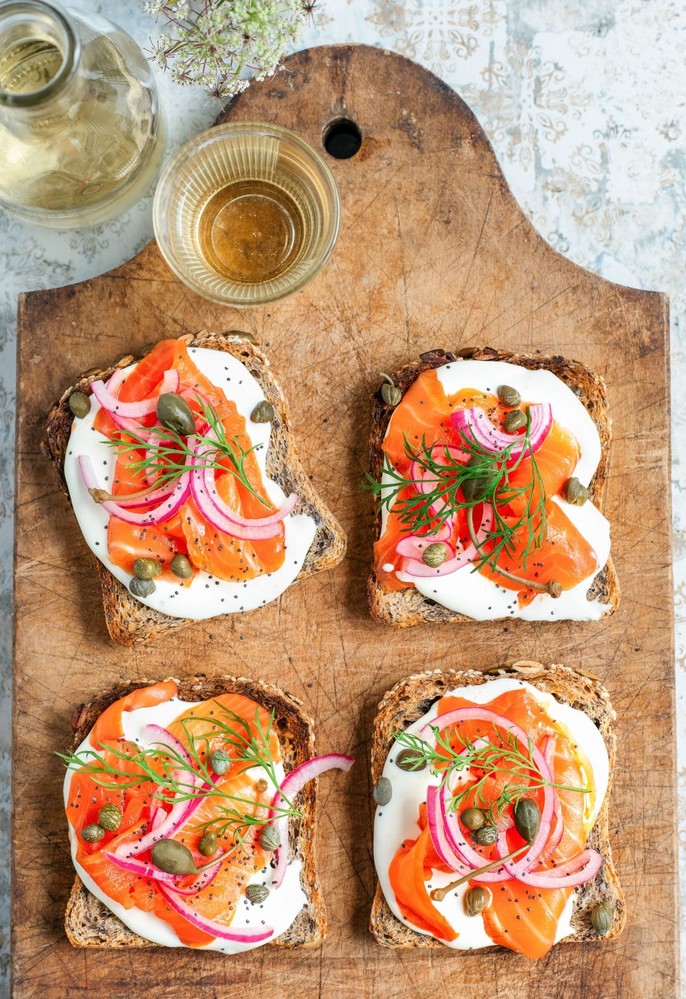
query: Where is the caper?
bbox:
[514,798,541,842]
[198,832,217,857]
[133,557,162,580]
[68,391,90,419]
[461,455,493,502]
[395,748,427,772]
[129,576,155,598]
[82,823,105,843]
[590,901,612,936]
[464,886,491,917]
[246,884,270,904]
[258,824,281,852]
[152,839,199,875]
[209,749,231,776]
[250,399,275,424]
[97,803,122,832]
[170,553,193,579]
[381,382,402,407]
[460,807,486,831]
[373,777,392,806]
[562,476,589,506]
[156,392,196,436]
[503,409,527,433]
[497,385,521,407]
[422,543,448,569]
[472,825,498,846]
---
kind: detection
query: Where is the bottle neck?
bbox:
[0,0,79,111]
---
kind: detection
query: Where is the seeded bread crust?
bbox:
[43,330,347,645]
[64,674,326,949]
[369,661,626,950]
[367,347,620,626]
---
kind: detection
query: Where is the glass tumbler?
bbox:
[153,122,341,307]
[0,0,165,228]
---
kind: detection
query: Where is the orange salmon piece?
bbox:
[388,827,457,942]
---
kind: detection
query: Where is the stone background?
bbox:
[2,0,684,993]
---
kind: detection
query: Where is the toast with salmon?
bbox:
[44,330,346,645]
[367,347,619,625]
[369,661,625,954]
[64,675,330,949]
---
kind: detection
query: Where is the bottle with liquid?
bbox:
[0,0,165,228]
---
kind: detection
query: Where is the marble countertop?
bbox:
[2,0,684,992]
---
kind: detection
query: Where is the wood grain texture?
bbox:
[12,44,677,999]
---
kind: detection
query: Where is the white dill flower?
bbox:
[143,0,319,98]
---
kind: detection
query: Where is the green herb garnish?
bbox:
[393,724,588,825]
[365,409,552,590]
[57,702,299,848]
[106,395,270,508]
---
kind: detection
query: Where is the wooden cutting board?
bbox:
[12,45,677,998]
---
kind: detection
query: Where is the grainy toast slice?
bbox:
[65,674,326,949]
[369,660,625,950]
[367,346,620,626]
[44,330,346,645]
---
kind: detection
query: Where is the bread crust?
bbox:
[64,674,327,949]
[368,661,626,951]
[367,346,620,626]
[43,330,346,645]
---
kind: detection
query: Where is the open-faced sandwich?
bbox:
[367,347,619,625]
[44,330,346,644]
[61,676,353,951]
[369,662,624,957]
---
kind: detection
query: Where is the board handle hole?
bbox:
[324,118,362,159]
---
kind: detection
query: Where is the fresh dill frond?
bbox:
[393,724,588,825]
[105,395,270,507]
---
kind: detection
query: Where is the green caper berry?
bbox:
[590,901,613,936]
[133,557,162,580]
[464,886,491,917]
[395,748,427,772]
[209,750,231,776]
[562,476,589,506]
[514,798,541,843]
[422,543,448,569]
[381,382,402,407]
[82,823,105,843]
[129,576,155,598]
[497,385,521,407]
[460,807,486,831]
[246,884,270,904]
[373,777,392,806]
[156,392,196,437]
[472,825,498,846]
[68,391,90,419]
[170,553,193,579]
[503,409,527,433]
[152,839,198,875]
[258,825,281,852]
[97,804,122,832]
[461,455,492,502]
[198,832,217,857]
[250,399,275,424]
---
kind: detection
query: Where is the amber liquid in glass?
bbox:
[197,179,305,284]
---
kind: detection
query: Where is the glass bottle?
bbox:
[0,0,165,228]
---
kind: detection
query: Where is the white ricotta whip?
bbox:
[373,677,609,950]
[63,347,316,619]
[63,696,308,953]
[379,359,611,620]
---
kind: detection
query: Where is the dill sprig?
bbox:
[365,409,548,577]
[393,724,588,825]
[105,395,270,508]
[57,702,300,844]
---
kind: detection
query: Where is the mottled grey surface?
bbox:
[3,1,686,994]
